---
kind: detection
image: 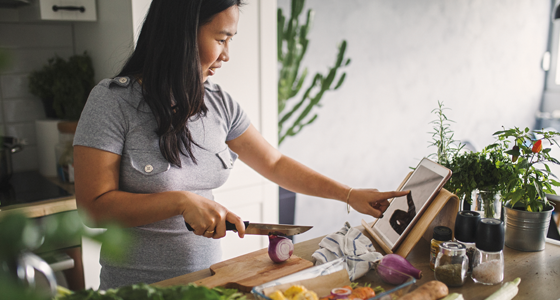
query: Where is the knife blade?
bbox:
[185,221,312,236]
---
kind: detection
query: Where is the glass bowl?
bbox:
[251,256,416,300]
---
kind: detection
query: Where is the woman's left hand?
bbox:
[348,188,410,218]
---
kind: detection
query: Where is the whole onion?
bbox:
[377,254,422,285]
[268,235,294,263]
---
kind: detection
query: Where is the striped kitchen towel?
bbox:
[312,222,383,280]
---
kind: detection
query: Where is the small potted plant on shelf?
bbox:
[28,52,94,181]
[493,126,560,251]
[28,52,94,122]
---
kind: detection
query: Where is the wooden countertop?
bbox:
[155,224,560,300]
[0,176,76,218]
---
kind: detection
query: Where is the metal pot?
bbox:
[0,136,23,185]
[504,202,553,251]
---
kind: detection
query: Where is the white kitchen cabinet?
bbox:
[20,0,96,22]
[73,0,278,289]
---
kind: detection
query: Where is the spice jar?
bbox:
[472,218,504,285]
[454,210,481,273]
[430,226,452,270]
[434,241,468,287]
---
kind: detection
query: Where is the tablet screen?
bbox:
[374,161,449,249]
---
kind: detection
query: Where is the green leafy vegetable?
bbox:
[441,145,517,205]
[1,212,131,300]
[57,283,247,300]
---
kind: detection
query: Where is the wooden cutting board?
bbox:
[194,248,313,292]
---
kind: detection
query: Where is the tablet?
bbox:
[372,157,451,251]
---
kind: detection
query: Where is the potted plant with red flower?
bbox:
[493,127,560,251]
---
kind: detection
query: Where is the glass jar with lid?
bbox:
[471,218,504,285]
[434,241,468,287]
[430,226,452,270]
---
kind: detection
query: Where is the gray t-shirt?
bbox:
[74,76,250,289]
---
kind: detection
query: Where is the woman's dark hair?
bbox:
[117,0,243,167]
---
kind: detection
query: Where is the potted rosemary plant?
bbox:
[492,127,560,251]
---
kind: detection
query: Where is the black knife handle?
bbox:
[185,221,249,232]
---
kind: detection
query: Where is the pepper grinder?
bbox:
[472,218,504,285]
[454,210,481,273]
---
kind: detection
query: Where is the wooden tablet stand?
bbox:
[362,174,460,258]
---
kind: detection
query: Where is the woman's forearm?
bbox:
[228,125,407,219]
[227,125,350,203]
[264,155,350,203]
[77,189,189,228]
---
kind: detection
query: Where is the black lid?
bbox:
[433,226,452,241]
[475,218,504,252]
[454,210,481,243]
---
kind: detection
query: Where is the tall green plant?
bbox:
[277,0,351,144]
[428,101,463,165]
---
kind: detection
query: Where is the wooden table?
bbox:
[155,224,560,300]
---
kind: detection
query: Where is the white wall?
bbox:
[74,0,135,82]
[276,0,551,242]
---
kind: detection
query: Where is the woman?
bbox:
[73,0,408,289]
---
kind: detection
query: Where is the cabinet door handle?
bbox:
[52,5,86,13]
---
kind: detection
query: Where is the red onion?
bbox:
[377,254,422,285]
[268,235,294,263]
[331,287,352,299]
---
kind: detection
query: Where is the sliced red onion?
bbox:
[268,235,294,263]
[377,254,422,285]
[331,287,352,299]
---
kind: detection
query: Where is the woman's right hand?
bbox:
[180,191,246,239]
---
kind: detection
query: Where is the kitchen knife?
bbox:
[185,221,312,236]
